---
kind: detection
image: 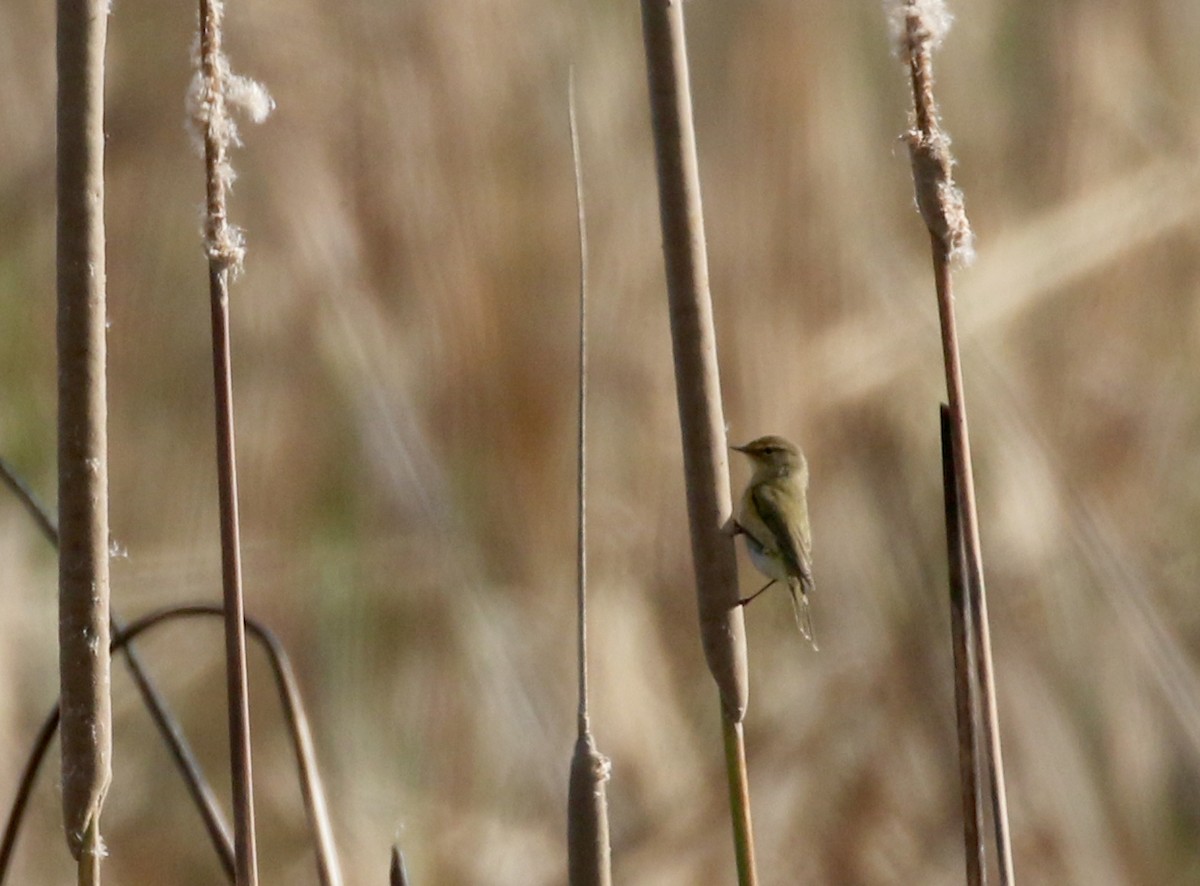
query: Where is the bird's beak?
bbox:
[731,443,749,454]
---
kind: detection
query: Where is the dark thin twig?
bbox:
[0,459,236,881]
[389,844,410,886]
[0,606,342,886]
[941,405,986,886]
[197,0,258,881]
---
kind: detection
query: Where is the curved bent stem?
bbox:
[0,605,342,886]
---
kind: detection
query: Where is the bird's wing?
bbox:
[751,482,814,594]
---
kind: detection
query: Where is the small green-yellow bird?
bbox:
[732,435,817,650]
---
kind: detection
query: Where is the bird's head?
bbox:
[732,435,807,480]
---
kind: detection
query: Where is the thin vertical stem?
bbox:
[56,0,112,877]
[896,4,1013,878]
[207,270,258,886]
[571,68,590,740]
[932,252,1013,884]
[198,0,258,881]
[721,717,757,886]
[77,819,100,886]
[566,70,613,886]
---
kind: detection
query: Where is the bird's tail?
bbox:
[787,579,818,651]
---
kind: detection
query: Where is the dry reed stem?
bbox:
[55,0,112,874]
[941,405,985,886]
[893,3,1013,882]
[0,606,341,886]
[196,0,258,881]
[0,460,236,880]
[565,70,613,886]
[639,1,755,881]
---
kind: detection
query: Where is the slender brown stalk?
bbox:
[0,459,237,881]
[939,252,1013,885]
[894,3,1013,882]
[56,0,112,877]
[639,2,755,882]
[208,119,259,886]
[0,606,341,886]
[197,0,258,881]
[941,405,985,886]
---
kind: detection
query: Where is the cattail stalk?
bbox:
[197,0,258,881]
[637,0,748,731]
[639,1,755,882]
[892,3,1013,882]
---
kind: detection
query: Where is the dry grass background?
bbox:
[3,0,1200,883]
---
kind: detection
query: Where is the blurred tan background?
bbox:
[3,0,1200,883]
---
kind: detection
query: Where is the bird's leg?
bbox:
[737,578,775,607]
[726,518,745,538]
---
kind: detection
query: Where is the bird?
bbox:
[731,435,817,649]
